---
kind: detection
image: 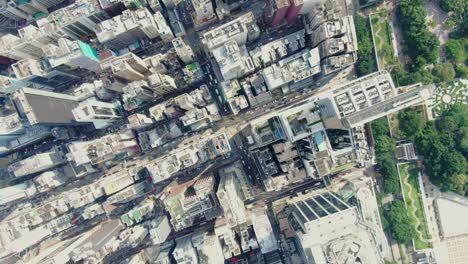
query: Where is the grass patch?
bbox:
[399,163,432,250]
[371,13,397,69]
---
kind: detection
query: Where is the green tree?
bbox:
[458,127,468,154]
[398,109,426,139]
[391,65,433,86]
[447,174,468,196]
[432,63,456,83]
[379,155,401,194]
[445,39,466,63]
[456,64,468,78]
[440,0,467,14]
[398,0,440,68]
[414,105,468,194]
[372,117,390,137]
[375,135,396,157]
[355,14,377,76]
[442,152,467,179]
[388,200,417,244]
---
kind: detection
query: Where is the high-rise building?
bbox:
[215,218,241,259]
[288,191,385,263]
[212,40,255,81]
[45,0,109,40]
[201,12,259,54]
[103,52,149,82]
[122,73,177,110]
[0,0,29,22]
[43,38,101,73]
[0,24,61,61]
[122,80,158,111]
[18,23,61,46]
[153,11,174,42]
[173,236,199,264]
[172,37,195,64]
[10,88,80,126]
[217,171,247,228]
[147,73,177,95]
[72,99,122,123]
[192,231,224,263]
[96,8,161,51]
[268,0,290,27]
[251,208,278,254]
[11,58,80,90]
[0,33,42,60]
[163,175,219,231]
[149,215,171,244]
[286,0,303,23]
[7,149,66,178]
[14,0,48,16]
[66,129,138,166]
[191,0,216,28]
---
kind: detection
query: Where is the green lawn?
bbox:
[399,163,432,250]
[370,12,397,69]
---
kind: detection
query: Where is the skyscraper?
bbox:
[10,88,80,126]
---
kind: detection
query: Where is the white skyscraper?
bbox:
[217,171,247,228]
[72,100,122,123]
[172,37,195,64]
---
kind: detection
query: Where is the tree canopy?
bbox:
[440,0,467,15]
[398,109,426,139]
[398,0,440,69]
[372,117,401,195]
[432,63,456,83]
[445,39,466,63]
[406,105,468,195]
[387,200,417,244]
[354,14,377,77]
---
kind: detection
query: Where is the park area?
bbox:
[431,79,467,116]
[398,163,432,250]
[370,11,397,70]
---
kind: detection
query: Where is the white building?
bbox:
[153,11,174,42]
[217,171,247,228]
[212,40,254,81]
[192,231,224,263]
[149,215,171,244]
[288,191,384,264]
[261,48,321,92]
[215,218,241,259]
[8,150,65,178]
[0,33,42,60]
[146,132,231,181]
[96,8,160,50]
[172,37,195,64]
[315,71,434,128]
[72,99,122,123]
[147,72,178,95]
[43,0,109,40]
[191,0,216,28]
[173,236,199,264]
[66,130,138,166]
[128,113,154,129]
[201,12,259,54]
[252,208,278,254]
[102,53,149,82]
[43,38,101,73]
[11,58,80,90]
